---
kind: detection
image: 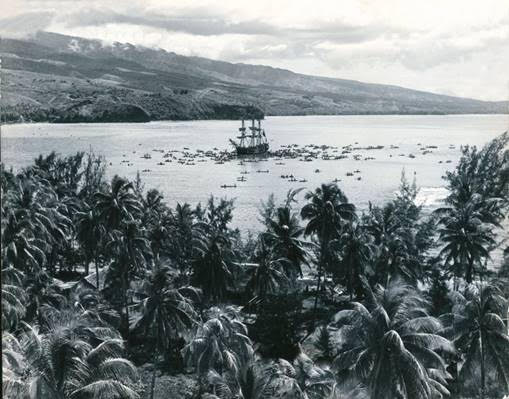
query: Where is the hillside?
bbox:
[1,31,507,123]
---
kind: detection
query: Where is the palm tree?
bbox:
[264,206,307,279]
[365,202,420,287]
[442,282,509,399]
[192,232,234,303]
[301,183,356,312]
[1,266,27,331]
[168,202,197,274]
[1,210,47,271]
[94,175,141,232]
[24,270,67,325]
[444,132,509,225]
[132,265,198,399]
[246,238,289,306]
[333,281,454,399]
[201,358,308,399]
[22,320,139,399]
[184,306,254,377]
[141,189,166,222]
[435,195,496,286]
[76,204,104,284]
[2,332,29,399]
[333,222,375,300]
[106,221,151,339]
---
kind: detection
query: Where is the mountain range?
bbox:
[1,31,507,123]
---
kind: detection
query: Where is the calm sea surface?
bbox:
[2,115,509,234]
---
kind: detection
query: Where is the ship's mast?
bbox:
[255,120,259,146]
[249,119,256,147]
[237,119,247,147]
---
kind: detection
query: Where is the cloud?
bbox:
[60,8,279,36]
[1,0,508,100]
[0,11,55,37]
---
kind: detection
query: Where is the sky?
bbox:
[1,0,509,101]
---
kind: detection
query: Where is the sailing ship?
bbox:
[230,119,269,155]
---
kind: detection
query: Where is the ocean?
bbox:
[2,114,508,234]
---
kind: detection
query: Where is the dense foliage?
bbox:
[1,133,508,399]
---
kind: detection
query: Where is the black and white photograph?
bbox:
[1,1,509,398]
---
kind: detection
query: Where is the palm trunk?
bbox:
[313,249,324,317]
[348,262,353,301]
[480,329,486,399]
[85,255,90,275]
[466,257,474,284]
[480,281,486,399]
[95,254,100,290]
[122,271,130,345]
[149,329,159,399]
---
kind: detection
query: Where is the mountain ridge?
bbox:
[1,31,507,123]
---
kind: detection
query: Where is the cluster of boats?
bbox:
[112,121,457,191]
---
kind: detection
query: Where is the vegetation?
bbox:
[1,133,508,399]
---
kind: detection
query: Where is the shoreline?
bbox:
[3,112,509,127]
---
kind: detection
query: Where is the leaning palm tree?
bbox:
[333,281,454,399]
[132,264,198,399]
[301,183,356,312]
[442,282,509,399]
[435,195,496,286]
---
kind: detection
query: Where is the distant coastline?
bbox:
[3,111,509,125]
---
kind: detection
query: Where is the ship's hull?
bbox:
[235,143,269,155]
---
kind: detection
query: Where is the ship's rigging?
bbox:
[230,119,269,155]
